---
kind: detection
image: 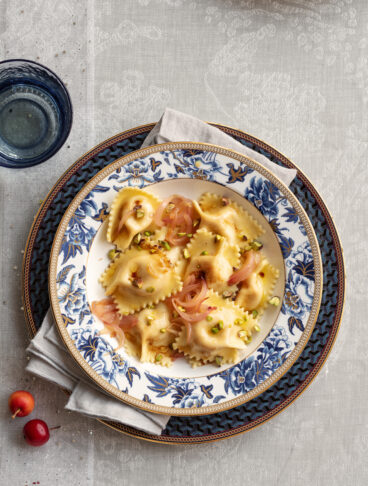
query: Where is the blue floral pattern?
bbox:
[219,328,291,394]
[55,147,319,410]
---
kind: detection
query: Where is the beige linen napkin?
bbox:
[26,108,296,435]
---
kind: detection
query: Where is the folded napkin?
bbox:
[26,108,296,435]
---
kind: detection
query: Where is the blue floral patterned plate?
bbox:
[49,142,322,416]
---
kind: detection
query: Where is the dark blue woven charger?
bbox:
[22,123,345,444]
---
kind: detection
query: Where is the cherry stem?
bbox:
[49,426,61,431]
[11,408,21,419]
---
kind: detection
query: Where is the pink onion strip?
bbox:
[228,250,261,286]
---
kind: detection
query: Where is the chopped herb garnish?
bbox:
[166,202,175,212]
[250,240,263,251]
[133,233,142,245]
[206,315,213,322]
[222,290,233,298]
[186,233,193,238]
[252,310,258,318]
[144,231,151,237]
[108,249,117,260]
[215,356,223,366]
[145,286,155,293]
[217,320,224,330]
[155,354,162,362]
[132,278,143,289]
[201,250,208,255]
[135,210,145,219]
[269,296,280,306]
[254,324,261,332]
[214,234,222,242]
[160,240,171,251]
[234,318,242,325]
[177,232,186,237]
[183,248,190,259]
[211,327,219,334]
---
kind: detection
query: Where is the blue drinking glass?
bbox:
[0,59,72,168]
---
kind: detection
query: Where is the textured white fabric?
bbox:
[143,108,297,186]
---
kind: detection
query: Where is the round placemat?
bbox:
[22,123,345,444]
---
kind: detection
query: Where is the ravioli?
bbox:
[124,304,175,367]
[184,228,240,294]
[100,246,182,315]
[235,257,279,314]
[195,192,264,246]
[94,187,281,368]
[107,187,161,251]
[173,292,257,366]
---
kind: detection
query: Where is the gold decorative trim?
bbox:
[48,141,323,416]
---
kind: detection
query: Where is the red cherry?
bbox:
[23,419,50,446]
[8,390,35,418]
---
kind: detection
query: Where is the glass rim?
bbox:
[0,58,73,169]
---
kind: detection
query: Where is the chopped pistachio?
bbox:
[238,330,247,338]
[132,278,143,289]
[183,248,190,259]
[217,320,224,330]
[133,233,142,245]
[172,311,178,318]
[252,310,259,318]
[234,318,242,325]
[201,250,208,256]
[215,356,223,366]
[250,240,263,251]
[135,210,145,219]
[214,234,222,242]
[211,327,219,334]
[155,354,162,362]
[186,233,193,238]
[269,296,280,306]
[108,249,117,260]
[160,328,166,333]
[206,315,213,322]
[222,290,233,298]
[144,231,151,237]
[160,240,171,251]
[254,324,261,332]
[166,202,175,212]
[177,232,186,237]
[145,286,155,293]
